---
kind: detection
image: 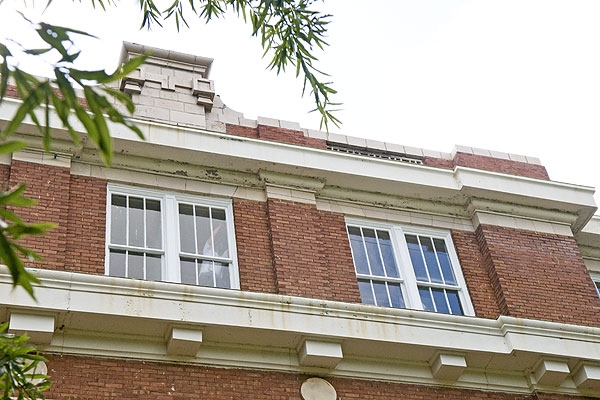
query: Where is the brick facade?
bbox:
[265,197,361,303]
[8,160,71,271]
[233,198,277,294]
[65,174,107,275]
[475,224,600,326]
[44,354,594,400]
[452,230,501,319]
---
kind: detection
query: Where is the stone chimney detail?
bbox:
[119,42,216,128]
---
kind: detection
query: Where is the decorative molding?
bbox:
[430,353,467,381]
[297,339,343,369]
[3,268,600,395]
[8,311,55,344]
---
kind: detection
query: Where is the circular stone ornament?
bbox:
[300,377,337,400]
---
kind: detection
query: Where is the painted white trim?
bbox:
[4,267,600,396]
[1,97,595,232]
[105,183,240,289]
[345,217,475,317]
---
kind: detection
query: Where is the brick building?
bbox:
[2,42,600,399]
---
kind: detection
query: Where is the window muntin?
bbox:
[106,184,239,289]
[347,226,406,308]
[177,203,233,289]
[107,193,164,281]
[346,219,474,316]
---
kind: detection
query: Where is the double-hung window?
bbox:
[346,218,474,316]
[106,184,239,289]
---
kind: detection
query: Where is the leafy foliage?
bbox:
[148,0,341,130]
[0,19,146,296]
[0,323,51,399]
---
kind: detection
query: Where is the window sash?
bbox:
[105,184,240,290]
[346,218,475,316]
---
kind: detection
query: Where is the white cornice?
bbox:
[2,267,600,396]
[0,97,597,232]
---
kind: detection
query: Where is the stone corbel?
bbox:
[297,338,343,369]
[572,362,600,389]
[532,358,570,386]
[8,311,55,344]
[192,76,215,112]
[119,69,145,95]
[166,325,204,357]
[429,352,467,381]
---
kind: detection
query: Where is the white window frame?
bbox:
[345,217,475,316]
[591,272,600,299]
[105,183,240,289]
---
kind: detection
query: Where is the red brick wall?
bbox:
[475,224,600,326]
[424,152,550,180]
[266,198,361,302]
[65,175,107,275]
[452,230,501,319]
[8,160,71,270]
[0,164,10,189]
[233,198,277,293]
[44,354,593,400]
[225,124,327,149]
[453,152,550,180]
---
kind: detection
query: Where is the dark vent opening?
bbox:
[326,142,424,165]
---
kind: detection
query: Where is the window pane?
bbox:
[447,290,464,315]
[198,260,214,287]
[128,197,145,247]
[418,286,435,312]
[358,279,375,305]
[128,251,144,279]
[214,262,230,289]
[212,208,229,258]
[179,204,196,253]
[406,235,428,281]
[110,195,127,245]
[363,228,384,276]
[388,283,405,309]
[196,206,212,256]
[373,281,390,307]
[377,230,399,278]
[434,238,456,285]
[109,249,126,277]
[145,199,162,249]
[432,288,450,314]
[146,254,162,281]
[180,258,196,285]
[420,237,443,284]
[348,226,369,275]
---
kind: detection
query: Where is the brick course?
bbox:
[233,198,277,293]
[44,354,593,400]
[452,230,501,319]
[266,198,361,302]
[475,224,600,326]
[65,174,107,275]
[8,160,71,270]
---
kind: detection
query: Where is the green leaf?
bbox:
[0,141,27,155]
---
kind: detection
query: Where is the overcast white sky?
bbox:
[0,0,599,205]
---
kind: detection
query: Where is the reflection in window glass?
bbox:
[348,227,370,275]
[358,279,375,305]
[196,206,212,256]
[421,237,443,284]
[363,229,385,276]
[406,235,428,281]
[128,197,144,247]
[110,195,127,245]
[179,204,196,253]
[434,238,456,285]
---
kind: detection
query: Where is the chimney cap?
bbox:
[120,41,214,78]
